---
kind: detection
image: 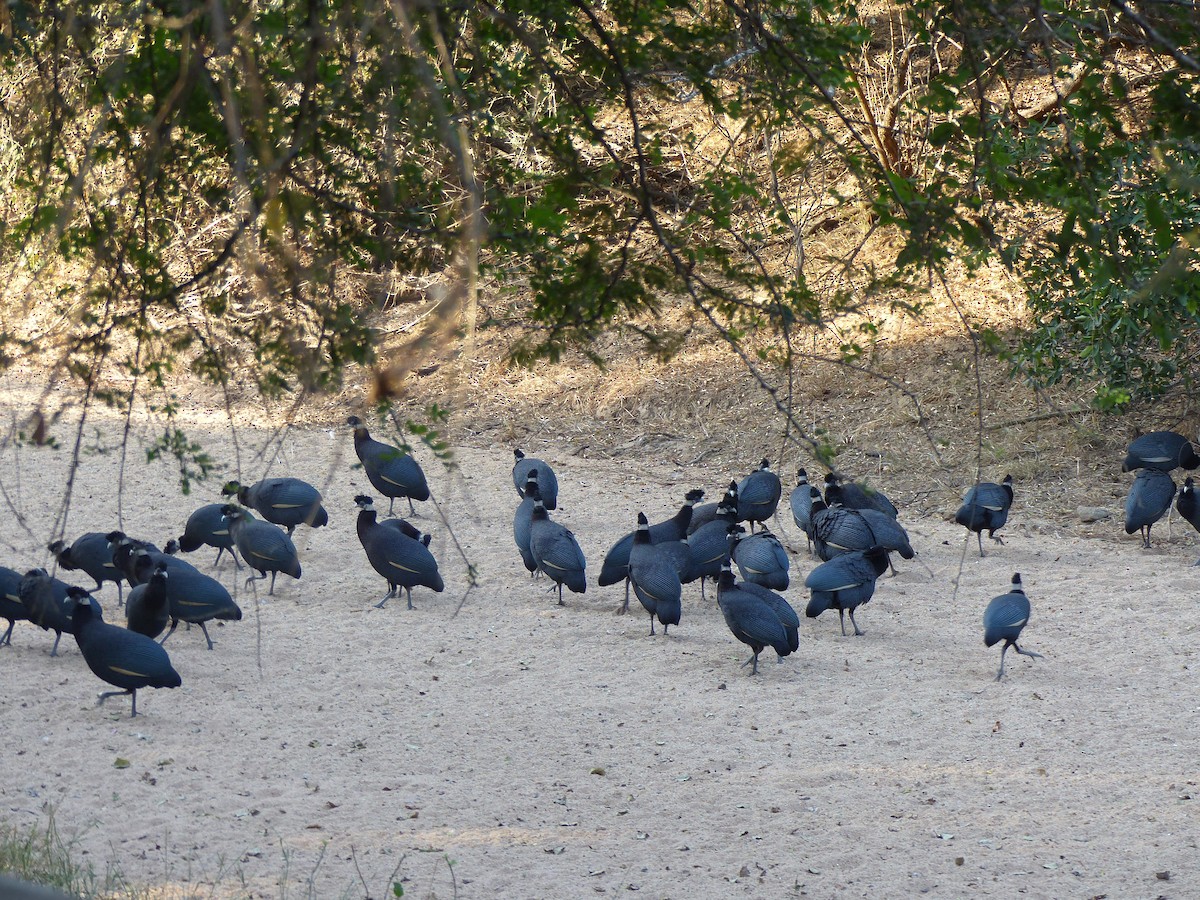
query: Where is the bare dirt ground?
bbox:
[2,357,1200,900]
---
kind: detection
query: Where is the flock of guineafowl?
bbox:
[2,419,1197,716]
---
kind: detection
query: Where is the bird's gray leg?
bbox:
[406,586,415,611]
[700,577,707,603]
[838,609,847,637]
[50,632,62,657]
[849,609,865,636]
[268,571,279,596]
[198,621,216,650]
[751,652,760,675]
[977,532,985,557]
[1013,643,1042,662]
[407,497,416,516]
[388,497,396,517]
[557,584,565,606]
[995,643,1011,680]
[374,586,397,609]
[989,530,1005,545]
[0,620,13,646]
[648,612,656,636]
[159,619,178,645]
[286,524,296,536]
[1143,525,1152,549]
[97,688,133,711]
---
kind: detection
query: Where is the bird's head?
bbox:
[353,494,375,510]
[220,480,244,498]
[797,468,808,484]
[636,512,649,530]
[47,539,65,554]
[163,539,179,555]
[1010,572,1024,592]
[347,415,362,428]
[514,448,526,462]
[524,472,541,500]
[759,457,770,470]
[685,488,705,504]
[219,503,244,521]
[105,530,127,546]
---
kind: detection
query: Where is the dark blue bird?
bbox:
[601,488,704,608]
[177,503,245,569]
[1121,430,1200,473]
[983,573,1042,681]
[18,568,76,656]
[513,449,558,511]
[355,495,444,609]
[48,532,126,602]
[529,493,587,605]
[731,526,790,591]
[349,416,430,516]
[789,469,815,555]
[628,512,682,635]
[685,484,740,599]
[68,586,180,717]
[804,545,889,636]
[737,458,782,531]
[222,477,328,534]
[222,505,302,595]
[0,565,29,647]
[514,470,542,578]
[715,561,794,675]
[824,473,898,518]
[125,560,171,640]
[1177,477,1200,564]
[955,475,1014,556]
[1124,469,1176,548]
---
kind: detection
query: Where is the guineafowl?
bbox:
[222,477,328,534]
[125,561,171,640]
[789,469,815,555]
[222,505,301,595]
[983,573,1042,681]
[715,561,793,675]
[1177,477,1200,564]
[349,416,430,515]
[824,473,899,518]
[529,493,587,605]
[731,526,790,591]
[513,449,558,511]
[48,532,126,603]
[627,512,682,635]
[178,503,245,569]
[601,488,704,609]
[955,475,1014,556]
[1124,469,1176,548]
[1121,430,1200,473]
[514,471,541,578]
[158,561,242,650]
[804,545,889,636]
[18,568,76,656]
[737,459,782,531]
[355,495,444,609]
[67,587,180,717]
[685,484,740,600]
[0,565,29,646]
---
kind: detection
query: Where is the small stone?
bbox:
[1077,506,1111,523]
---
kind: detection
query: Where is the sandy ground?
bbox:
[2,401,1200,899]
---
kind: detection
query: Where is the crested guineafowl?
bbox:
[789,469,815,555]
[686,484,740,600]
[824,473,898,518]
[354,495,444,609]
[222,505,301,595]
[514,471,541,578]
[18,568,76,656]
[731,526,790,591]
[68,587,180,717]
[601,488,704,609]
[125,561,171,640]
[1124,469,1176,548]
[805,545,889,636]
[222,477,328,534]
[513,449,558,511]
[48,532,126,603]
[178,503,245,569]
[737,459,782,531]
[1177,477,1200,564]
[955,475,1014,556]
[0,565,29,646]
[715,560,794,675]
[349,416,430,515]
[627,512,682,635]
[983,573,1042,681]
[1121,430,1200,473]
[529,493,587,605]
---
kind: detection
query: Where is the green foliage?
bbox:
[0,0,1197,426]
